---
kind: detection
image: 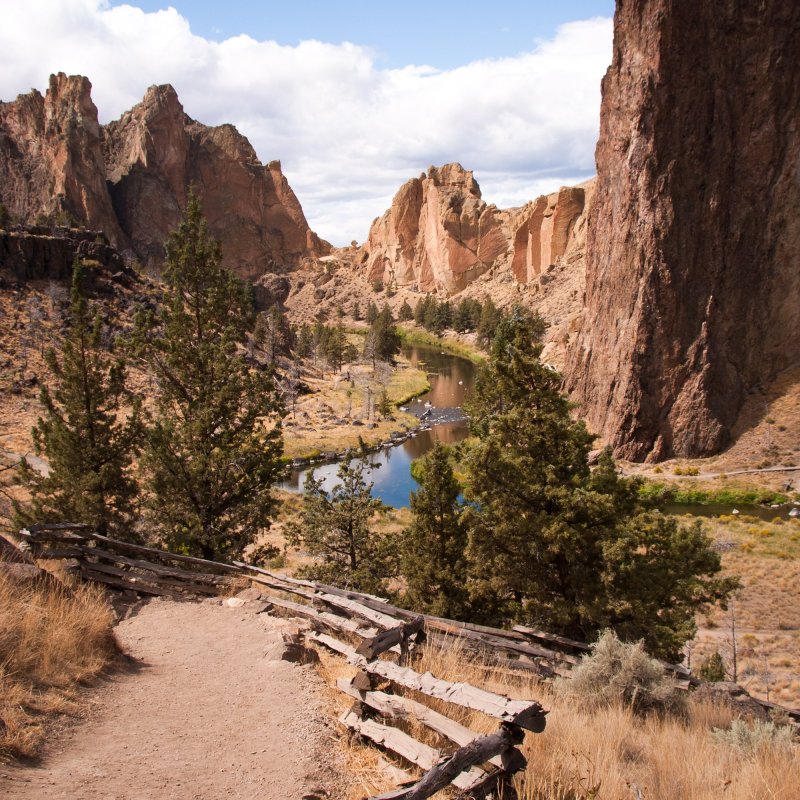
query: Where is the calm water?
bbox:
[280,345,476,508]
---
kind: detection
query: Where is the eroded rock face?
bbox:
[0,74,124,246]
[104,85,329,278]
[565,0,800,461]
[363,163,588,294]
[0,74,327,281]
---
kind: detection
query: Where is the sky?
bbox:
[0,1,614,245]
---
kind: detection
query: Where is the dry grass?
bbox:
[691,514,800,707]
[330,640,799,800]
[282,346,430,459]
[0,569,117,761]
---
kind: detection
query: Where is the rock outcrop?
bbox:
[363,163,589,294]
[0,74,327,281]
[364,164,506,293]
[104,85,329,278]
[0,74,124,246]
[565,0,800,461]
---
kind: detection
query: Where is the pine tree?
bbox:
[324,325,346,373]
[129,193,283,561]
[413,297,427,325]
[377,388,393,418]
[364,305,401,367]
[286,457,392,592]
[398,299,413,321]
[401,444,470,618]
[352,301,362,321]
[463,307,737,659]
[476,297,502,346]
[296,323,314,359]
[15,259,140,537]
[365,301,379,325]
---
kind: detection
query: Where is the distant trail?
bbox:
[0,598,343,799]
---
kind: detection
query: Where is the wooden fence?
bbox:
[7,523,800,797]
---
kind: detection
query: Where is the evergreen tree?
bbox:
[253,305,293,363]
[423,296,439,331]
[463,308,737,659]
[398,299,414,322]
[324,325,347,373]
[287,457,392,592]
[413,297,427,325]
[352,301,362,321]
[377,388,393,419]
[401,444,470,618]
[296,323,314,359]
[15,259,140,537]
[365,301,379,325]
[129,193,283,561]
[364,305,401,366]
[476,297,502,346]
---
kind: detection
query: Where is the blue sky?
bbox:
[114,1,614,68]
[2,1,614,244]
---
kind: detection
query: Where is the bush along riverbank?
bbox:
[638,481,793,507]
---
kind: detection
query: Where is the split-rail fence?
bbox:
[6,523,799,798]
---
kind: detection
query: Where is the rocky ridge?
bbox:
[362,163,589,296]
[565,0,800,461]
[0,74,327,280]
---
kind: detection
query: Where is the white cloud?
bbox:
[0,1,612,245]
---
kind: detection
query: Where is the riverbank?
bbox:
[281,350,430,460]
[397,324,486,363]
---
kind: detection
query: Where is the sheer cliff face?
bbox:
[0,74,124,244]
[565,0,800,461]
[104,85,328,278]
[364,163,588,294]
[0,74,326,279]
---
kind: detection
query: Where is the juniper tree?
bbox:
[286,457,392,593]
[401,443,470,618]
[398,299,414,322]
[15,259,141,537]
[129,193,283,561]
[463,308,737,660]
[364,305,401,367]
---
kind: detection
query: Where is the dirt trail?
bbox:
[0,598,344,799]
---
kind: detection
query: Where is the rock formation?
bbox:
[363,163,588,294]
[565,0,800,461]
[0,74,327,280]
[0,74,124,245]
[104,85,329,278]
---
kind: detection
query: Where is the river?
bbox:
[280,344,476,508]
[280,345,798,519]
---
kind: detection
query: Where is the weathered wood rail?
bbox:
[7,523,799,795]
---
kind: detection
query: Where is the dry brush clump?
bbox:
[0,570,117,760]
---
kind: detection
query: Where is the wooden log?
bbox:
[512,625,591,653]
[339,709,486,792]
[308,632,547,733]
[82,546,227,585]
[79,565,185,600]
[86,533,244,575]
[316,592,400,630]
[245,573,320,601]
[369,723,526,800]
[19,527,90,545]
[262,594,379,639]
[357,616,425,660]
[337,678,504,770]
[78,559,219,596]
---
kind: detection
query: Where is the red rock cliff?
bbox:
[0,74,327,280]
[104,85,329,278]
[0,74,124,245]
[565,0,800,461]
[364,163,588,294]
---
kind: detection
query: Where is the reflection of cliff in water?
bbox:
[280,345,476,507]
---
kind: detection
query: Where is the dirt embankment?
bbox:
[0,598,345,799]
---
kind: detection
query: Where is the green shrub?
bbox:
[372,279,384,293]
[557,630,682,715]
[697,650,726,682]
[713,719,794,753]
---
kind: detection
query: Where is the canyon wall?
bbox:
[363,163,588,294]
[565,0,800,461]
[0,74,326,280]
